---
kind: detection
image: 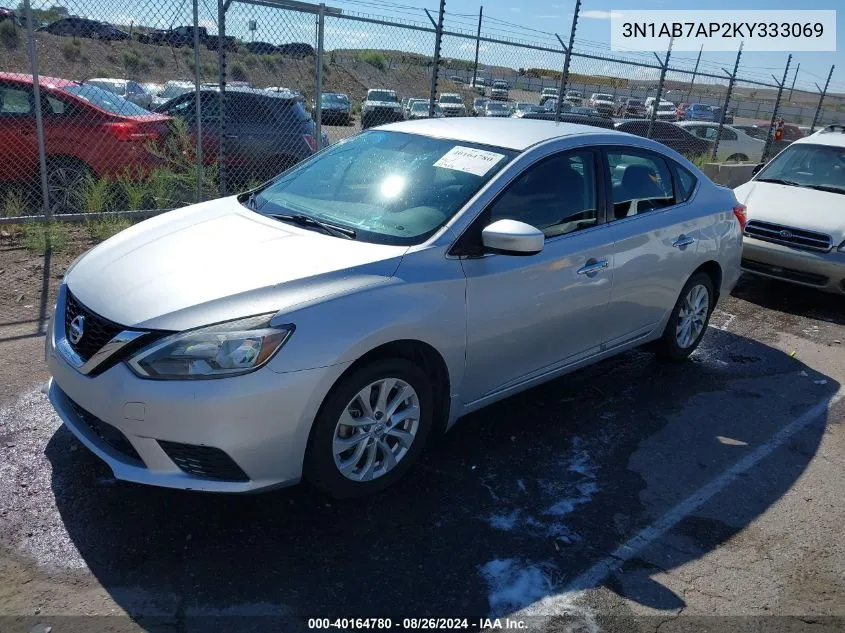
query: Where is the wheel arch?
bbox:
[691,260,723,307]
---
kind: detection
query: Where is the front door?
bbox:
[461,149,615,403]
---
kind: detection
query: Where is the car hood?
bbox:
[440,103,464,109]
[366,100,400,108]
[65,198,408,331]
[734,181,845,240]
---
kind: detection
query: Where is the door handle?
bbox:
[576,258,609,276]
[673,235,696,249]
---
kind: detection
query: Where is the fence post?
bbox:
[646,37,673,140]
[193,0,203,202]
[427,0,445,118]
[554,0,580,123]
[314,3,325,147]
[684,44,703,103]
[787,62,799,103]
[217,0,228,196]
[23,0,51,220]
[471,6,482,88]
[712,42,742,162]
[810,64,835,133]
[761,54,791,163]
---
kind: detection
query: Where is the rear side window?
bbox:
[606,151,675,220]
[0,85,32,115]
[675,166,697,202]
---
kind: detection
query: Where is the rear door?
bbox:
[601,147,706,347]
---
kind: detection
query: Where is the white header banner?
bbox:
[610,10,837,51]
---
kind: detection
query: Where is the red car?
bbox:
[0,73,170,213]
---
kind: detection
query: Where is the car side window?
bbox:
[44,94,75,116]
[720,128,737,141]
[606,151,675,220]
[488,151,598,239]
[0,85,33,115]
[674,165,697,202]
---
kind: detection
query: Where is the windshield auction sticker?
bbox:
[434,146,505,177]
[610,10,836,51]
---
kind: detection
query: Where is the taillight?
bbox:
[303,133,318,153]
[104,121,161,142]
[732,204,748,232]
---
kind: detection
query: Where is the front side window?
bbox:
[488,151,598,238]
[755,143,845,195]
[252,131,516,245]
[606,151,675,219]
[0,84,32,115]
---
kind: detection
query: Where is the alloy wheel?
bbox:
[332,378,420,482]
[47,164,87,215]
[675,283,710,349]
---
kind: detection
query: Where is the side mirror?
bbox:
[481,219,544,256]
[751,162,764,176]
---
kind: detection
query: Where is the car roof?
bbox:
[86,78,125,84]
[378,118,631,151]
[0,72,77,88]
[197,86,296,100]
[368,88,395,93]
[794,126,845,148]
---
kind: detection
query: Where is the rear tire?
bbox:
[305,358,434,499]
[726,153,748,162]
[45,157,91,215]
[654,272,715,361]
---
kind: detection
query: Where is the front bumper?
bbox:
[46,286,351,492]
[742,237,845,294]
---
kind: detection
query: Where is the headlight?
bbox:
[127,314,293,379]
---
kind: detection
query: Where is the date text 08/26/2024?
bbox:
[307,618,528,630]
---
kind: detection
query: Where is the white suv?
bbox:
[734,125,845,294]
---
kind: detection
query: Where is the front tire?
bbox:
[726,153,748,162]
[305,358,434,498]
[655,272,715,361]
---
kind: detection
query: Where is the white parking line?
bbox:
[517,388,845,619]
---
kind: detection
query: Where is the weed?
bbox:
[117,170,153,210]
[152,53,166,68]
[123,48,150,74]
[61,40,81,62]
[80,175,112,213]
[357,51,387,72]
[23,222,68,253]
[229,61,249,82]
[2,189,27,238]
[88,216,132,243]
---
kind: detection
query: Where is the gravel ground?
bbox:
[0,240,844,632]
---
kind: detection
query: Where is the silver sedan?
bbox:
[47,118,743,498]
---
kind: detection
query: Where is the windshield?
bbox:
[251,131,515,245]
[627,99,643,107]
[439,95,462,104]
[411,103,441,114]
[60,85,151,115]
[658,103,675,110]
[493,82,507,89]
[88,80,126,95]
[755,143,845,194]
[160,84,193,99]
[368,91,397,102]
[322,93,348,103]
[594,94,613,101]
[486,103,507,111]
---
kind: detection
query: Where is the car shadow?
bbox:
[44,327,838,630]
[731,273,845,326]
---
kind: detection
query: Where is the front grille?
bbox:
[158,441,249,482]
[65,396,145,466]
[742,258,829,287]
[744,220,833,253]
[64,291,123,362]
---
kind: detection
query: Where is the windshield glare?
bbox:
[252,131,515,245]
[323,93,348,103]
[368,91,397,102]
[756,143,845,194]
[61,85,151,115]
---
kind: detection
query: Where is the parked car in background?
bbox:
[448,75,465,84]
[733,124,767,140]
[39,17,130,40]
[404,98,426,118]
[711,106,734,124]
[570,106,600,117]
[84,78,153,109]
[152,80,194,108]
[360,88,403,129]
[0,73,170,213]
[482,101,511,117]
[539,87,559,106]
[490,80,509,101]
[245,41,280,55]
[312,92,351,125]
[541,99,573,114]
[678,122,764,162]
[45,118,742,498]
[735,123,804,156]
[510,102,542,118]
[472,97,489,116]
[734,125,845,294]
[407,101,444,120]
[679,103,715,122]
[154,86,324,185]
[587,93,615,117]
[141,82,164,101]
[645,98,679,121]
[521,110,615,129]
[0,6,16,22]
[615,98,647,118]
[564,90,583,106]
[615,119,712,158]
[437,93,467,117]
[470,78,486,95]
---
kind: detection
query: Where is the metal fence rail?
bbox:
[0,0,841,222]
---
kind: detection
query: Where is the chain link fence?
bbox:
[0,0,842,223]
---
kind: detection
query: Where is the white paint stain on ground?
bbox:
[479,558,554,617]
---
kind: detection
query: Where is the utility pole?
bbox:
[712,42,743,161]
[471,6,483,88]
[810,64,835,132]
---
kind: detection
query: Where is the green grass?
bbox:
[61,40,81,62]
[229,61,249,82]
[23,222,69,253]
[356,51,387,72]
[87,216,132,243]
[123,48,151,75]
[80,175,112,214]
